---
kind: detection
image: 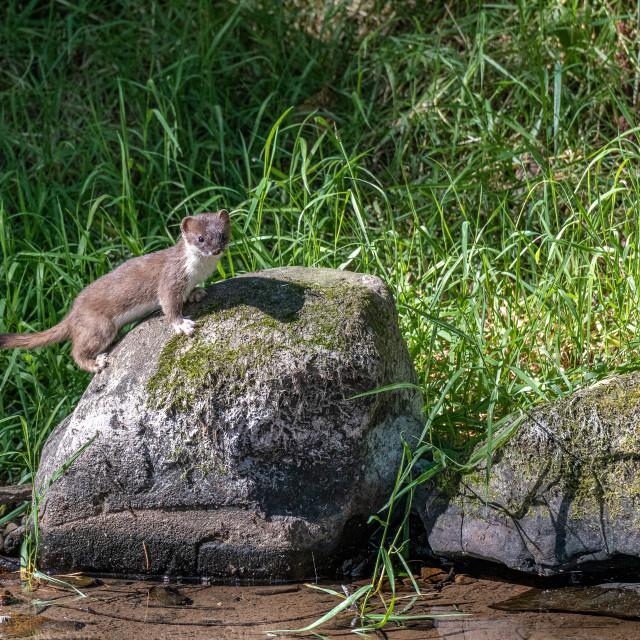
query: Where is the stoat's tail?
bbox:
[0,320,70,350]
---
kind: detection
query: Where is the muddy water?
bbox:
[1,566,640,639]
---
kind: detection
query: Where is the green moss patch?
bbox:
[451,372,640,526]
[146,278,390,411]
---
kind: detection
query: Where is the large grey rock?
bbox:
[36,267,422,579]
[419,373,640,576]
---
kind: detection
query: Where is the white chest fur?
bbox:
[183,244,221,299]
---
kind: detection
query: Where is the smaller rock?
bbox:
[3,525,25,557]
[420,566,447,583]
[148,585,191,607]
[0,589,18,606]
[0,485,32,507]
[454,574,473,585]
[418,372,640,576]
[3,523,17,537]
[0,558,18,573]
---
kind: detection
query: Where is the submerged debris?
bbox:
[51,574,101,589]
[0,589,18,606]
[0,612,83,637]
[492,584,640,619]
[148,585,192,607]
[420,566,448,583]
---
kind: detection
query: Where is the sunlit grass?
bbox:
[0,0,636,469]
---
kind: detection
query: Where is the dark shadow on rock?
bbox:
[189,277,309,324]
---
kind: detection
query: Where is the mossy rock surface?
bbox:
[35,267,422,579]
[419,373,640,576]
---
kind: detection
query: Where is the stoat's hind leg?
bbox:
[71,317,117,374]
[186,287,206,303]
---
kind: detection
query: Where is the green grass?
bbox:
[2,0,640,627]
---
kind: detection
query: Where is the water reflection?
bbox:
[0,570,639,639]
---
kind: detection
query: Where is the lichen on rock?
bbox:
[35,267,422,579]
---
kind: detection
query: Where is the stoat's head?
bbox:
[181,209,231,257]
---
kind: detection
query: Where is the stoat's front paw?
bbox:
[187,288,207,303]
[173,318,196,337]
[95,353,109,373]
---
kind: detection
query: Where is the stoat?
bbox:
[0,209,231,373]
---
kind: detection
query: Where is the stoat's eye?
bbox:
[198,236,204,243]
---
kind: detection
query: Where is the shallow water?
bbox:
[1,565,640,639]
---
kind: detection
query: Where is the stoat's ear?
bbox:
[180,216,194,233]
[218,209,230,223]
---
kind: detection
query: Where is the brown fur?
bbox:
[0,210,231,373]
